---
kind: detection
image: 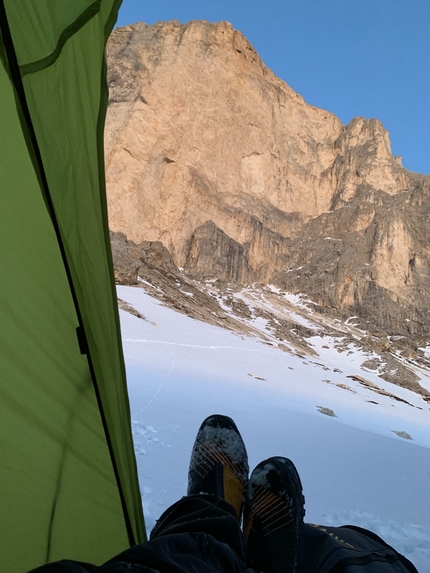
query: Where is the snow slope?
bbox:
[118,285,430,572]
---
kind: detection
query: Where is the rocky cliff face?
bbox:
[105,20,430,340]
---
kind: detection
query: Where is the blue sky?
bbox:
[117,1,429,175]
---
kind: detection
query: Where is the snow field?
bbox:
[118,286,430,572]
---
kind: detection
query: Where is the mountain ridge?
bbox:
[105,20,430,343]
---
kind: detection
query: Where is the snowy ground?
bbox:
[118,285,430,572]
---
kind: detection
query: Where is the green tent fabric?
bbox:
[0,2,145,571]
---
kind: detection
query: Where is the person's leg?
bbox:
[104,494,246,573]
[242,456,417,573]
[150,494,245,557]
[105,414,249,573]
[296,523,419,573]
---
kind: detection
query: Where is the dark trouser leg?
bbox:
[103,494,247,573]
[296,524,419,573]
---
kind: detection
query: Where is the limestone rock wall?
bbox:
[105,20,430,338]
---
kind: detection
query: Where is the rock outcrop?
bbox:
[110,231,176,284]
[105,20,430,340]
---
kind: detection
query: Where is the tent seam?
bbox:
[19,1,102,77]
[95,0,146,546]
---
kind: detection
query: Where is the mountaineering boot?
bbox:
[187,414,249,519]
[243,456,305,573]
